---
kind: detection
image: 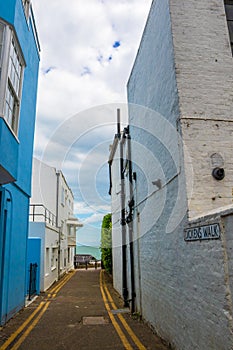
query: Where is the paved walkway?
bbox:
[0,269,169,350]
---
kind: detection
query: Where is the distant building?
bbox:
[74,254,96,268]
[29,158,83,291]
[0,0,40,324]
[110,1,233,349]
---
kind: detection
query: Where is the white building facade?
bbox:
[29,158,82,291]
[110,1,233,349]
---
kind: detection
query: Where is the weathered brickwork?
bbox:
[182,118,233,218]
[109,0,233,349]
[170,0,233,121]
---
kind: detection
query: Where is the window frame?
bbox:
[22,0,31,20]
[51,248,57,271]
[224,0,233,55]
[0,20,25,136]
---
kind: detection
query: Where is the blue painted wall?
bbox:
[0,0,40,324]
[29,222,45,291]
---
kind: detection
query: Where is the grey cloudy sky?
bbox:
[32,0,152,247]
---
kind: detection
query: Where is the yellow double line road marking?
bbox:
[100,281,132,349]
[0,271,74,350]
[10,302,50,350]
[0,302,46,350]
[2,271,144,350]
[100,270,146,350]
[48,272,73,298]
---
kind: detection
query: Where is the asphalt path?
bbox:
[0,269,169,350]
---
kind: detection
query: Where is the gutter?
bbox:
[108,135,119,196]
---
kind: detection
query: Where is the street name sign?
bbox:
[184,223,220,242]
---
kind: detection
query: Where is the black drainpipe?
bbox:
[126,127,136,313]
[118,109,129,307]
[56,172,61,280]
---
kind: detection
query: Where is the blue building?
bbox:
[0,0,40,324]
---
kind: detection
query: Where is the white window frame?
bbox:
[0,20,25,136]
[225,0,233,55]
[51,248,57,271]
[22,0,31,20]
[0,22,5,80]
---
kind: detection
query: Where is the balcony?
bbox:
[66,216,83,247]
[67,235,76,247]
[0,117,19,185]
[66,216,83,228]
[29,204,57,227]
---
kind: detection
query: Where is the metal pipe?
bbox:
[117,108,121,135]
[108,162,112,196]
[119,111,129,307]
[108,134,120,195]
[126,128,136,313]
[56,172,61,279]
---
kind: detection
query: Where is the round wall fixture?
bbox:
[212,167,225,181]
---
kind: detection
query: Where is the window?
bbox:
[4,38,23,134]
[45,248,50,275]
[225,0,233,55]
[51,248,57,270]
[61,187,65,206]
[68,248,71,264]
[22,0,31,20]
[0,21,24,135]
[64,249,67,267]
[0,23,5,80]
[65,189,67,205]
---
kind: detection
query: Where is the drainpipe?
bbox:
[126,127,136,313]
[118,109,129,307]
[56,172,61,280]
[108,111,121,195]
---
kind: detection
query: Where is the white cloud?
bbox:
[33,0,151,119]
[82,213,106,225]
[32,0,152,244]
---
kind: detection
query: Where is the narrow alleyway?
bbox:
[0,269,169,350]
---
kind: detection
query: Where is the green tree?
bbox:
[101,213,112,274]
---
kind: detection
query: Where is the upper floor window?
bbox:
[22,0,31,20]
[61,187,65,206]
[5,39,23,133]
[224,0,233,55]
[0,21,25,135]
[0,22,5,80]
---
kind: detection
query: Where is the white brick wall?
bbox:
[182,118,233,218]
[170,0,233,121]
[109,0,233,349]
[110,140,123,295]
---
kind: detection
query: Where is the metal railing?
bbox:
[29,204,57,227]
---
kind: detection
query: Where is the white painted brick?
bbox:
[111,0,233,349]
[170,0,233,121]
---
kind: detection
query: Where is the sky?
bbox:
[32,0,152,249]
